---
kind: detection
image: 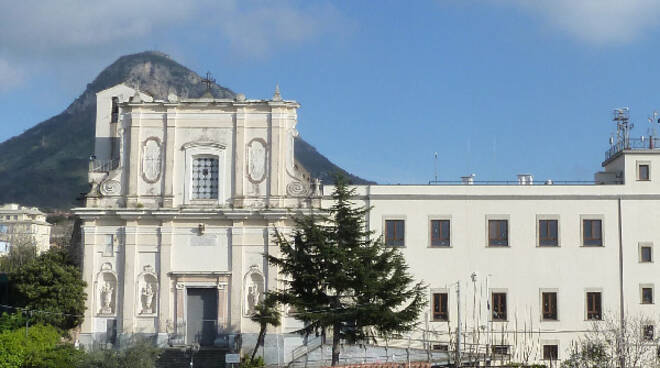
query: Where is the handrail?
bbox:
[291,335,323,362]
[89,159,120,172]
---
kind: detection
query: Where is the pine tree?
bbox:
[249,294,281,362]
[269,176,427,366]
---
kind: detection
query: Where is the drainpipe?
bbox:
[617,197,625,368]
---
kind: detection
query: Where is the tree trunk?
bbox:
[331,323,341,366]
[251,326,266,362]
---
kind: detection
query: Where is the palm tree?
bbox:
[250,293,282,363]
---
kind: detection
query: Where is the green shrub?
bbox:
[240,354,264,368]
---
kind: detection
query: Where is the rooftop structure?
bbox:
[0,203,52,254]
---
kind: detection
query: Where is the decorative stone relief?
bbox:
[243,265,265,316]
[100,179,121,196]
[286,181,309,197]
[247,139,267,183]
[141,137,162,183]
[176,283,185,290]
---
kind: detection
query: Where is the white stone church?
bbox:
[75,84,660,365]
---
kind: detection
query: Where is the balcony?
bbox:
[89,159,119,172]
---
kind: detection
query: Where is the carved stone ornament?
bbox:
[100,281,114,314]
[176,283,185,290]
[217,283,227,290]
[141,137,162,183]
[243,266,265,316]
[100,179,121,196]
[247,139,267,183]
[286,181,309,197]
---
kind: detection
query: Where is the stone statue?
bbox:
[246,285,257,314]
[100,281,114,314]
[141,283,155,314]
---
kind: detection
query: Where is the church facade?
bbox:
[76,84,660,365]
[74,84,314,359]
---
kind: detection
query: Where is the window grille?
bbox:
[192,157,219,199]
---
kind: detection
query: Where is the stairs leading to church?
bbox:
[157,347,227,368]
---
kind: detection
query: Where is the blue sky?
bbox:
[2,0,660,184]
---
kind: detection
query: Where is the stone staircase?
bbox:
[157,347,227,368]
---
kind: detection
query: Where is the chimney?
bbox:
[517,174,533,185]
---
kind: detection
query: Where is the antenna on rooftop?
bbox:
[434,152,438,183]
[648,111,659,148]
[613,107,632,150]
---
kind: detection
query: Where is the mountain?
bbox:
[0,51,373,210]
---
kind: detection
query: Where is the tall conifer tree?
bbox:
[269,176,426,366]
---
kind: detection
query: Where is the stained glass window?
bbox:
[192,157,219,199]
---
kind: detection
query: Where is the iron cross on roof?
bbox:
[201,72,215,92]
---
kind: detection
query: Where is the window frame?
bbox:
[542,344,559,361]
[491,291,508,321]
[431,291,449,322]
[492,345,510,356]
[642,325,655,341]
[586,291,602,321]
[429,217,451,247]
[182,142,226,206]
[541,291,558,321]
[639,242,653,263]
[637,161,651,181]
[641,285,654,304]
[384,218,405,247]
[537,215,560,247]
[487,217,509,247]
[581,217,604,247]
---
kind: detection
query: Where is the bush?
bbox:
[79,339,161,368]
[241,354,264,368]
[0,324,82,368]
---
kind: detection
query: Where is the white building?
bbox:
[0,203,52,255]
[74,84,315,360]
[76,84,659,365]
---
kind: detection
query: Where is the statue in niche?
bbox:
[243,269,264,315]
[141,283,155,314]
[100,281,114,314]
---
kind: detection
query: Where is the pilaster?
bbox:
[158,223,173,333]
[121,222,138,333]
[127,110,142,206]
[80,221,97,335]
[234,106,247,205]
[230,224,244,331]
[163,109,176,207]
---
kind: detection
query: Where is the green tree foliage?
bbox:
[269,175,427,365]
[79,339,161,368]
[0,243,37,274]
[249,294,281,362]
[0,324,83,368]
[11,247,86,331]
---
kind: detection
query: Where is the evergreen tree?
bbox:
[269,176,427,366]
[249,294,281,362]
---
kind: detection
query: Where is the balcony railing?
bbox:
[605,137,660,161]
[89,159,119,172]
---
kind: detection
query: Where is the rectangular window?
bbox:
[432,344,448,352]
[492,345,509,355]
[542,292,558,320]
[639,164,650,181]
[539,220,558,246]
[385,220,405,247]
[0,241,10,254]
[488,220,508,247]
[642,287,654,304]
[643,325,655,341]
[192,157,219,200]
[641,246,653,263]
[492,292,507,321]
[583,219,602,246]
[430,220,450,247]
[111,97,119,123]
[586,292,602,320]
[432,293,448,321]
[543,345,559,360]
[0,224,7,234]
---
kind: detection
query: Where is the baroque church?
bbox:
[75,83,318,361]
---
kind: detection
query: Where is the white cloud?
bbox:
[503,0,660,45]
[0,0,350,92]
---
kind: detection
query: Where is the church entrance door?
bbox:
[186,288,218,346]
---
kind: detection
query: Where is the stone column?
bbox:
[230,224,244,332]
[175,281,185,343]
[80,221,97,343]
[268,105,284,204]
[127,110,141,206]
[121,222,138,339]
[157,222,173,345]
[217,280,229,332]
[163,108,176,207]
[233,106,246,206]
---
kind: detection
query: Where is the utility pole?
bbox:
[456,281,462,368]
